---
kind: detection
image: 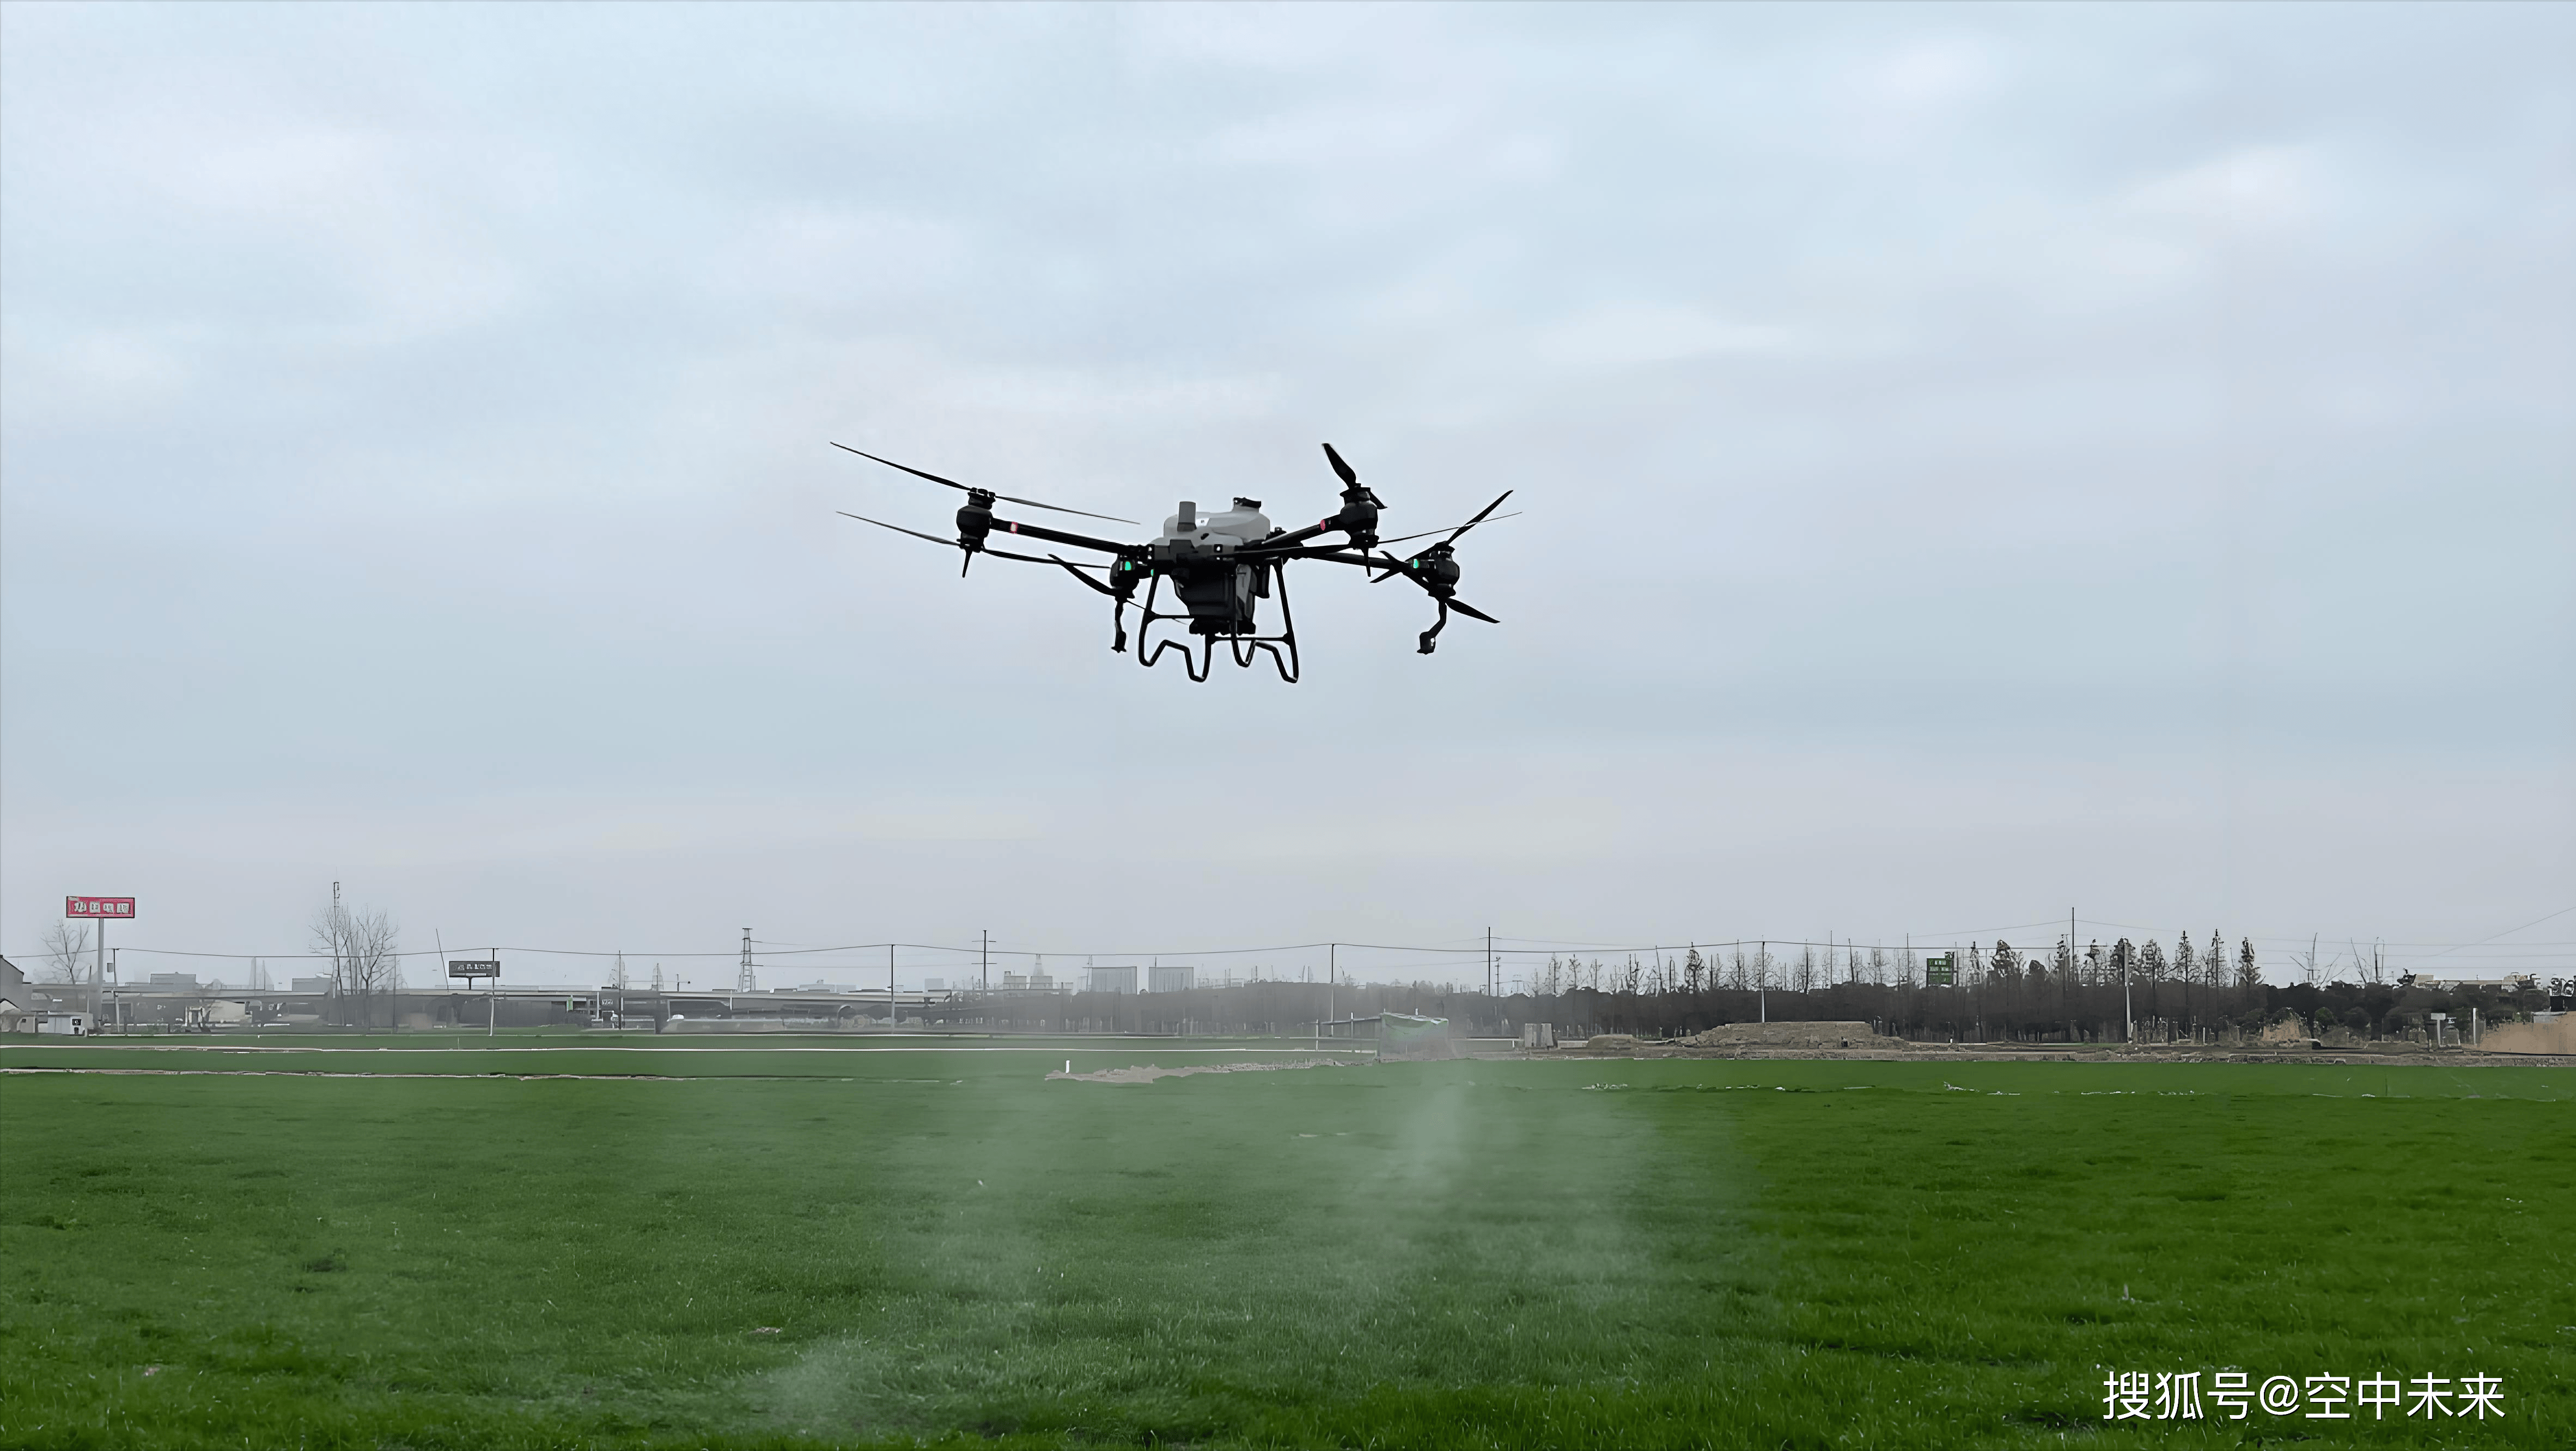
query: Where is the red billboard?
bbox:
[66,896,136,919]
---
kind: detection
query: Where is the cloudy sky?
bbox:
[4,2,2568,989]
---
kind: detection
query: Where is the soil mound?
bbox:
[1677,1021,1899,1051]
[2476,1017,2576,1056]
[1567,1034,1638,1053]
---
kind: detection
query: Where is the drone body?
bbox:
[836,442,1511,682]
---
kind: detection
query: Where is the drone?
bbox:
[832,442,1512,682]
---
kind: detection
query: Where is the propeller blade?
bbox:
[1440,490,1513,547]
[1375,511,1520,547]
[831,443,1140,525]
[831,442,975,492]
[996,495,1137,526]
[836,510,963,549]
[1322,442,1359,487]
[1445,598,1500,625]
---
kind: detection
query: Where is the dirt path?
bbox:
[1046,1058,1352,1084]
[1568,1046,2576,1067]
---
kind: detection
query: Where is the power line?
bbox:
[59,920,2576,974]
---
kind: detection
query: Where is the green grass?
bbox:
[2,1044,2569,1448]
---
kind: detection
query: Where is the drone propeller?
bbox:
[1371,489,1514,581]
[831,443,1140,526]
[1444,598,1500,625]
[1321,442,1384,508]
[836,510,1106,572]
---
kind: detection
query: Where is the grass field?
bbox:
[2,1037,2569,1448]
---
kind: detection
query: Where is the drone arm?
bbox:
[1266,547,1397,570]
[1255,520,1338,551]
[1276,546,1501,625]
[981,514,1129,556]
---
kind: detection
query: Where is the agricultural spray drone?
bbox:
[832,442,1513,682]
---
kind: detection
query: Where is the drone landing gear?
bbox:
[1131,566,1301,684]
[1418,600,1450,655]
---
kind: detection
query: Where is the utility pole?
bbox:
[739,928,756,993]
[331,880,344,1029]
[981,930,989,997]
[2123,938,2134,1044]
[889,942,897,1028]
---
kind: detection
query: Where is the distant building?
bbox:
[2406,973,2540,992]
[1086,965,1138,995]
[149,972,199,989]
[923,977,947,992]
[1148,965,1195,994]
[291,977,333,993]
[0,956,27,1033]
[182,1000,249,1029]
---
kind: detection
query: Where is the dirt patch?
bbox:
[1672,1021,1904,1051]
[1567,1034,1639,1053]
[1047,1058,1350,1084]
[2475,1017,2576,1056]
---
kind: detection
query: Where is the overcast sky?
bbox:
[4,2,2569,989]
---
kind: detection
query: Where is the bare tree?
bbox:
[41,922,91,983]
[2294,935,2323,987]
[312,896,401,1029]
